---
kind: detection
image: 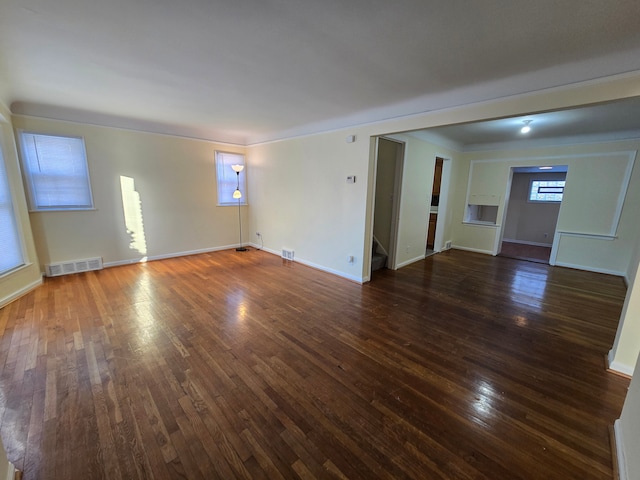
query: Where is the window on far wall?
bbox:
[0,145,24,275]
[529,180,565,203]
[18,132,94,211]
[215,151,247,206]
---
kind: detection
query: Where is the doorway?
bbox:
[371,137,404,273]
[498,166,567,264]
[426,157,443,256]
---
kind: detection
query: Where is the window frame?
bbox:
[0,142,26,276]
[215,151,247,206]
[18,131,95,212]
[528,179,566,203]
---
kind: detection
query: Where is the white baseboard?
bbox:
[502,238,552,247]
[614,419,628,480]
[451,245,493,255]
[396,255,426,269]
[0,276,43,309]
[251,244,365,284]
[103,244,240,268]
[607,358,635,377]
[553,261,625,278]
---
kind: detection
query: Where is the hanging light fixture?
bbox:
[231,164,247,251]
[521,120,532,134]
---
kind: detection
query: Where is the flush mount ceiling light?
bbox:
[520,120,532,134]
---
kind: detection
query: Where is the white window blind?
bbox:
[215,151,247,206]
[0,146,24,275]
[19,132,94,210]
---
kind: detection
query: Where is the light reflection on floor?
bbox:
[509,269,548,310]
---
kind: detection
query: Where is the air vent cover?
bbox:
[45,257,103,277]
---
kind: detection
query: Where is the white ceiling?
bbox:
[410,97,640,151]
[2,0,640,145]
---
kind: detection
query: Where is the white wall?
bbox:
[11,115,247,269]
[617,351,640,480]
[246,131,370,282]
[609,235,640,375]
[453,144,640,276]
[0,103,41,307]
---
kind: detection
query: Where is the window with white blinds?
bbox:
[0,146,24,275]
[215,151,247,206]
[19,132,94,211]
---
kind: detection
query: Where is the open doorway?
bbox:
[371,137,404,273]
[498,165,567,264]
[426,157,443,256]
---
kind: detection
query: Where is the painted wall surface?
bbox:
[454,142,640,276]
[0,103,41,307]
[11,115,247,269]
[618,352,640,480]
[246,131,370,282]
[610,234,640,375]
[503,172,564,245]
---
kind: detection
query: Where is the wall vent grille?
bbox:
[281,249,295,261]
[45,257,103,277]
[444,240,452,250]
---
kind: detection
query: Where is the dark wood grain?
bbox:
[0,248,630,479]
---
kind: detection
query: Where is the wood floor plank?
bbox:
[0,248,630,479]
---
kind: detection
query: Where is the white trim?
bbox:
[249,245,365,284]
[461,221,500,228]
[1,461,15,480]
[396,254,426,269]
[502,239,553,247]
[608,349,636,377]
[553,261,625,278]
[556,231,617,240]
[451,245,494,255]
[614,419,628,480]
[102,244,240,268]
[0,276,42,309]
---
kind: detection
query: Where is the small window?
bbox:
[19,132,94,211]
[0,145,25,275]
[215,151,247,206]
[529,180,565,203]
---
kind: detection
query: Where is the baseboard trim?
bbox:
[252,245,365,284]
[613,419,627,480]
[396,255,426,269]
[103,244,240,268]
[502,239,552,247]
[553,261,625,278]
[0,276,43,309]
[451,245,493,255]
[607,350,635,378]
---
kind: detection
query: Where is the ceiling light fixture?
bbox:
[520,120,532,134]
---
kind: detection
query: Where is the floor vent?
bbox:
[444,240,452,250]
[45,257,103,277]
[281,249,295,261]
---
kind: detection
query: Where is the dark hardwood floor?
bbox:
[0,249,630,479]
[498,241,552,264]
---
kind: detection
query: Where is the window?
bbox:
[19,132,94,211]
[529,180,565,203]
[215,151,246,206]
[0,146,24,275]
